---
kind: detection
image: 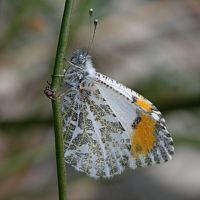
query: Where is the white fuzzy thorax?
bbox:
[85,58,96,76]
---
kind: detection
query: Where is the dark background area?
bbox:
[0,0,200,200]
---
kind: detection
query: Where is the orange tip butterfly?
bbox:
[56,9,174,179]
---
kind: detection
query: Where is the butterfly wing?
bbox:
[62,86,131,178]
[61,73,174,178]
[94,72,174,167]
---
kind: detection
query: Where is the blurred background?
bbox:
[0,0,200,200]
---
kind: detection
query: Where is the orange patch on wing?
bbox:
[135,98,152,112]
[131,113,156,158]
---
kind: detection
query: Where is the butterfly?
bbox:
[60,48,174,179]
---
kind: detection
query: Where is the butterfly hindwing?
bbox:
[62,84,132,178]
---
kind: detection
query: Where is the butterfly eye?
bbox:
[79,54,86,64]
[70,54,86,65]
[79,54,84,59]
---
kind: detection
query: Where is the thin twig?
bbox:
[50,1,74,200]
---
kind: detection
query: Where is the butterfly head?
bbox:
[69,48,95,75]
[70,48,90,66]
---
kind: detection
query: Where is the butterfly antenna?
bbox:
[87,8,94,51]
[89,18,98,51]
[87,8,98,52]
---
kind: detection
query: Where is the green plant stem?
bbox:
[51,1,74,200]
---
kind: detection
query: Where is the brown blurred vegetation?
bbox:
[0,0,200,200]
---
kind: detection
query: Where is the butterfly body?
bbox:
[61,48,174,178]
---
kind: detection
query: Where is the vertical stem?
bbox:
[51,1,74,200]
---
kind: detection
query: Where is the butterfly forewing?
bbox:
[94,73,174,165]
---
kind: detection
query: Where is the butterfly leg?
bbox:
[44,84,78,100]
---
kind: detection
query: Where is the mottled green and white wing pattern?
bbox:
[61,73,174,179]
[62,85,130,178]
